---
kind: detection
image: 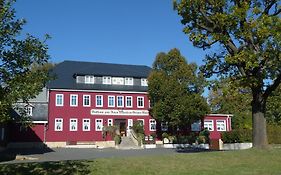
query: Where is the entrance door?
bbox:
[114,119,127,136]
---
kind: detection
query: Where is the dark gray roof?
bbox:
[48,60,151,92]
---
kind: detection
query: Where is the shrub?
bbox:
[114,135,121,145]
[267,124,281,144]
[162,132,169,139]
[132,120,144,137]
[199,129,210,144]
[222,129,252,143]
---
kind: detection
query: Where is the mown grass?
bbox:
[0,148,281,175]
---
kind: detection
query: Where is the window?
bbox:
[141,78,148,86]
[85,75,94,84]
[56,94,63,106]
[69,119,78,131]
[112,77,124,85]
[108,96,115,107]
[70,94,78,107]
[83,95,91,107]
[95,119,103,131]
[161,122,168,131]
[55,118,63,131]
[108,119,113,126]
[125,77,133,85]
[126,96,132,108]
[149,119,156,131]
[204,120,214,131]
[191,121,201,131]
[83,119,90,131]
[26,106,33,116]
[103,76,111,85]
[96,95,103,107]
[137,97,144,108]
[117,96,124,107]
[216,120,226,131]
[128,119,133,129]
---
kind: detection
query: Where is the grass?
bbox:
[0,148,281,175]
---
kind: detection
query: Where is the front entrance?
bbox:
[114,119,127,136]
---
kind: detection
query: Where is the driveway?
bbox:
[0,148,177,164]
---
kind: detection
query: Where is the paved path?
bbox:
[0,148,177,164]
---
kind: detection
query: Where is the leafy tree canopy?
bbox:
[174,0,280,148]
[0,0,51,123]
[148,48,209,132]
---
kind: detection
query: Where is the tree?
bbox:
[208,79,252,129]
[174,0,281,148]
[148,48,209,134]
[0,0,51,123]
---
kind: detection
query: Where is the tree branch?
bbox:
[263,0,277,15]
[263,73,281,99]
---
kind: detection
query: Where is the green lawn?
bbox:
[1,148,281,175]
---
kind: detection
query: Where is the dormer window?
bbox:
[141,78,148,86]
[103,76,111,85]
[125,77,133,85]
[85,76,95,84]
[112,77,124,85]
[25,106,33,116]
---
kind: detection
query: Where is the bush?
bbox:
[222,129,252,143]
[132,120,144,137]
[267,124,281,144]
[162,132,169,139]
[114,135,121,145]
[199,129,210,144]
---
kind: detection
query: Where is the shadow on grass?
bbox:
[175,147,215,153]
[0,147,54,162]
[0,160,93,175]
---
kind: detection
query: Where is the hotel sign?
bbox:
[90,109,149,116]
[91,109,149,116]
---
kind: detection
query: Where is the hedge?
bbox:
[267,124,281,144]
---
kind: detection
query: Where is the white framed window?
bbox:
[69,118,78,131]
[70,94,78,107]
[108,119,113,126]
[83,95,91,107]
[25,106,33,116]
[128,119,133,129]
[216,120,226,131]
[56,94,64,106]
[161,122,168,131]
[204,120,214,131]
[126,96,133,108]
[83,119,90,131]
[95,119,103,131]
[137,96,144,108]
[191,121,201,131]
[85,75,95,84]
[55,118,63,131]
[103,76,111,85]
[112,77,124,85]
[149,119,156,131]
[108,96,115,107]
[125,77,133,85]
[96,95,103,107]
[141,78,148,86]
[117,96,124,107]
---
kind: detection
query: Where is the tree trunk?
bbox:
[252,92,268,149]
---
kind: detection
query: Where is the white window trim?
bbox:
[83,95,91,107]
[117,96,124,107]
[55,94,64,106]
[149,119,156,131]
[96,95,103,107]
[137,96,144,108]
[26,106,33,116]
[82,118,91,131]
[204,120,214,131]
[108,96,115,107]
[85,75,95,84]
[125,77,134,86]
[128,119,133,129]
[69,118,78,131]
[102,76,112,85]
[141,78,148,86]
[95,119,103,131]
[216,120,226,131]
[55,118,63,131]
[108,119,113,126]
[70,94,78,107]
[161,122,168,131]
[125,96,133,108]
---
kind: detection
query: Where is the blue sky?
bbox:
[14,0,208,67]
